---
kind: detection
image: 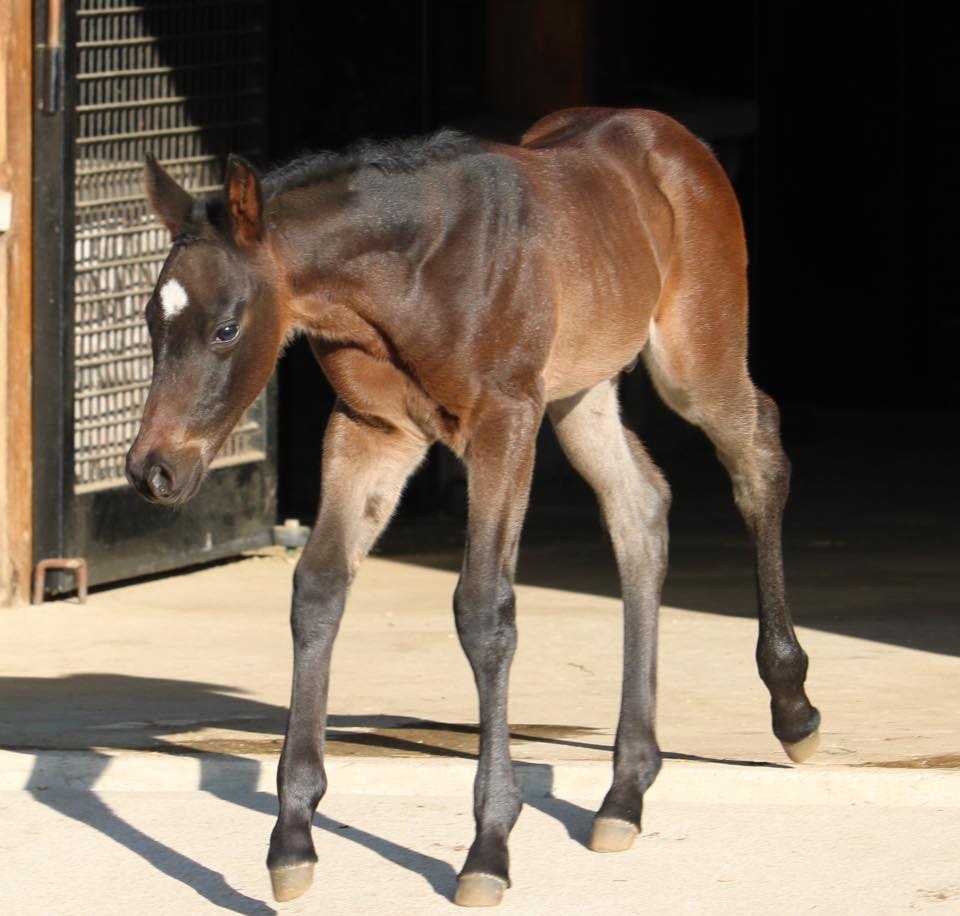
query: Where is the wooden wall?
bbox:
[0,0,33,606]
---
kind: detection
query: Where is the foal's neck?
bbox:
[267,147,530,357]
[270,170,437,314]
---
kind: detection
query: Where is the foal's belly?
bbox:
[541,238,663,401]
[543,301,655,400]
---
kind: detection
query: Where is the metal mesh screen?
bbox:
[73,0,266,492]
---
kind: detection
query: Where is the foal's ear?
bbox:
[144,153,195,236]
[224,154,263,249]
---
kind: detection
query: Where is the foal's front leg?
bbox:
[453,395,541,907]
[267,405,427,902]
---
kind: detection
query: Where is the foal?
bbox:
[127,108,820,907]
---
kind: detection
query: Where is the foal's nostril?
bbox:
[147,463,174,499]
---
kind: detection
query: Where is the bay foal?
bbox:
[126,108,820,907]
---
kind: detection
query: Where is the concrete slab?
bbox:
[2,787,957,915]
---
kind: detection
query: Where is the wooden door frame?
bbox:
[0,0,33,607]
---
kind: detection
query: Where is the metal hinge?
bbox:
[37,0,64,114]
[36,44,63,115]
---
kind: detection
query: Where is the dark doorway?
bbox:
[37,2,954,586]
[264,2,954,527]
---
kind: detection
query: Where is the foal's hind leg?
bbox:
[267,403,428,901]
[644,307,821,762]
[548,379,669,853]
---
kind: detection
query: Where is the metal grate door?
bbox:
[33,0,276,588]
[73,0,267,491]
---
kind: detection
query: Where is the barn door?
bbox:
[33,0,275,589]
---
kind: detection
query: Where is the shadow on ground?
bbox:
[3,673,787,913]
[377,409,960,657]
[22,748,597,914]
[0,674,783,766]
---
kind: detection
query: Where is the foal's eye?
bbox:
[213,323,240,344]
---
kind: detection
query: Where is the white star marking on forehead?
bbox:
[159,278,189,320]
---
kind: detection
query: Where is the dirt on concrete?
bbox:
[171,723,604,759]
[862,753,960,769]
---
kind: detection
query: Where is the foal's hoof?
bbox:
[269,862,315,902]
[454,873,507,907]
[781,728,821,763]
[589,817,638,853]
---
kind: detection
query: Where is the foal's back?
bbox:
[505,107,748,401]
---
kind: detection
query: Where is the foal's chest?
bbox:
[310,338,450,443]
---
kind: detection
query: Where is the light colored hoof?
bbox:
[269,862,315,902]
[589,817,638,853]
[782,728,821,763]
[454,873,507,907]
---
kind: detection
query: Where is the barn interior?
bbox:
[260,0,956,634]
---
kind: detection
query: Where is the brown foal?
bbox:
[126,107,820,907]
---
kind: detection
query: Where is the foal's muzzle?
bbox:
[125,444,204,506]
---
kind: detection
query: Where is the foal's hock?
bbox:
[127,107,820,908]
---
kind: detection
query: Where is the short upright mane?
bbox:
[262,129,479,199]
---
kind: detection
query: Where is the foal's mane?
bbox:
[261,129,479,199]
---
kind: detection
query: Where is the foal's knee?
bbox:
[644,465,671,537]
[453,576,518,669]
[290,562,349,649]
[722,390,791,529]
[604,448,671,567]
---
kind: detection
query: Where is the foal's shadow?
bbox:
[24,746,464,913]
[24,749,275,916]
[8,675,608,910]
[20,731,591,911]
[10,674,781,908]
[197,728,598,900]
[199,752,462,904]
[197,748,594,902]
[321,722,599,849]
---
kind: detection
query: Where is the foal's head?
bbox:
[126,155,286,505]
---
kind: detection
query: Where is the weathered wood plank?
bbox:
[0,0,33,606]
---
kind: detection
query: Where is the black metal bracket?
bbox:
[33,557,88,604]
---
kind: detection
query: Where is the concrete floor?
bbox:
[1,408,958,913]
[2,789,958,916]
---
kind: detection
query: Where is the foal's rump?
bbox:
[517,107,749,402]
